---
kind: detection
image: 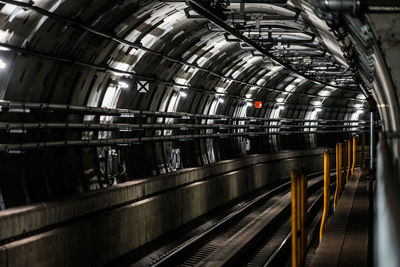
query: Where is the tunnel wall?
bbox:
[0,148,364,267]
[0,0,366,208]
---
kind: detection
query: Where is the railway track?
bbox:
[123,172,334,267]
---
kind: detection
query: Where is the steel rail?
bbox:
[150,175,326,267]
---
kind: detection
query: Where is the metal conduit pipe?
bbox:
[318,0,361,14]
[359,84,373,100]
[0,129,367,153]
[370,111,375,174]
[0,122,369,131]
[363,0,400,12]
[318,0,400,14]
[0,101,371,120]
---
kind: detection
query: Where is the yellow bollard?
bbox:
[291,170,299,267]
[334,144,341,209]
[320,150,330,241]
[300,172,308,264]
[346,139,351,182]
[339,143,343,193]
[351,136,356,174]
[361,134,365,169]
[343,140,347,185]
[291,170,308,267]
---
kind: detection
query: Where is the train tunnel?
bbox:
[0,0,399,266]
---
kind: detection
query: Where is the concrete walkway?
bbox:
[309,170,369,267]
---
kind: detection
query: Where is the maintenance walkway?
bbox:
[308,170,370,267]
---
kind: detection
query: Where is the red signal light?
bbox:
[255,101,262,109]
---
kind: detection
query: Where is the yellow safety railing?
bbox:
[351,136,356,174]
[334,143,342,209]
[291,170,308,267]
[319,150,330,241]
[293,138,359,262]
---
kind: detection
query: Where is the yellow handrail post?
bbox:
[296,171,301,266]
[291,170,299,267]
[346,139,351,182]
[351,136,356,174]
[361,134,365,169]
[300,172,308,264]
[343,140,347,185]
[334,144,340,209]
[291,170,307,267]
[320,150,330,241]
[338,143,343,193]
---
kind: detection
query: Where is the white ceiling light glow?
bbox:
[318,90,331,97]
[354,103,363,108]
[118,81,129,89]
[0,59,6,69]
[175,78,189,85]
[285,84,295,92]
[215,87,225,93]
[311,101,322,106]
[356,94,366,100]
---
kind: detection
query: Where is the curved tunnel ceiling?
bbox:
[0,0,366,113]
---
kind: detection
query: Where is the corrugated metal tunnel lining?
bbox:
[0,0,375,208]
